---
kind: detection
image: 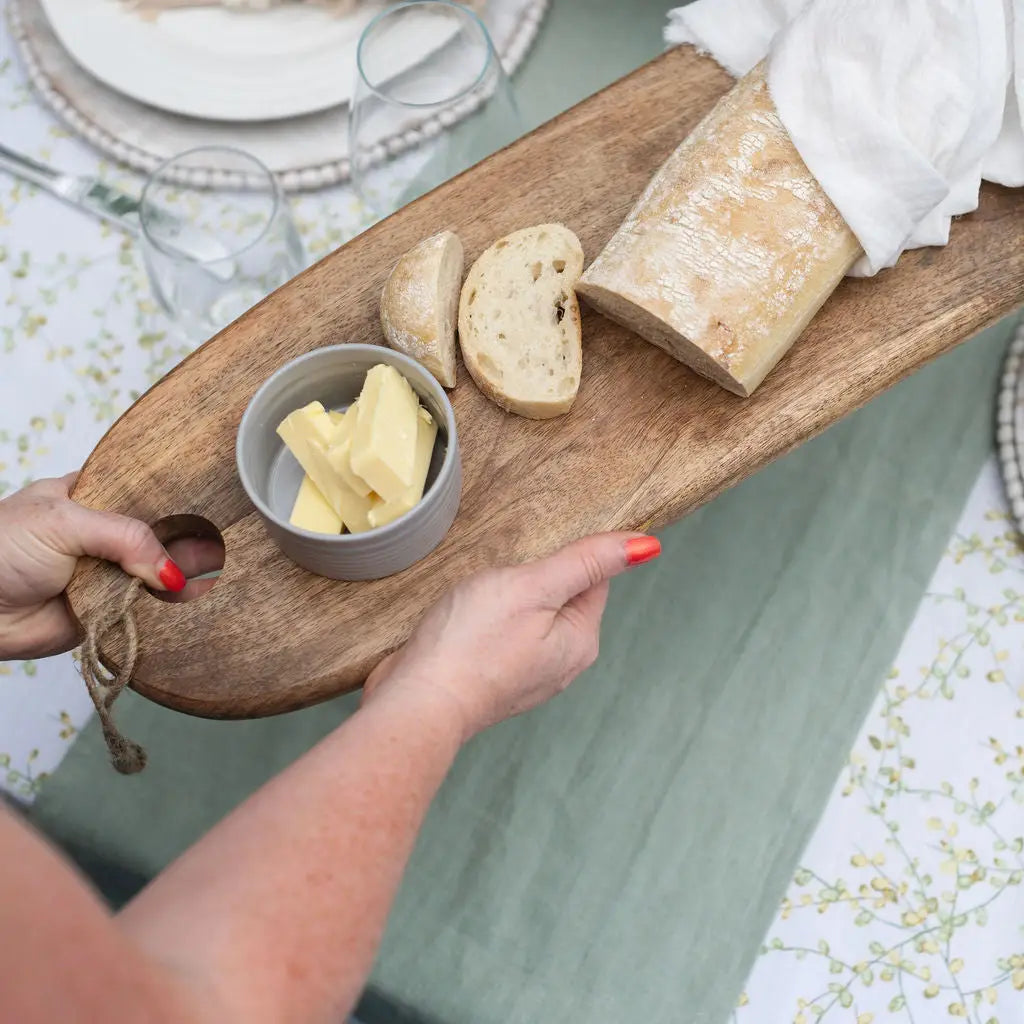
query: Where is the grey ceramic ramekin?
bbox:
[237,344,461,580]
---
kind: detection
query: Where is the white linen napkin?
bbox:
[666,0,1024,277]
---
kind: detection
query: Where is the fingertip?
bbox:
[157,559,187,593]
[624,535,661,568]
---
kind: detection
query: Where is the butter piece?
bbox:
[350,364,419,502]
[325,404,373,498]
[277,371,428,534]
[277,401,350,518]
[338,489,375,534]
[289,475,342,535]
[368,407,438,528]
[277,401,334,456]
[304,440,375,533]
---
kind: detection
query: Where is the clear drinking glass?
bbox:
[140,146,306,339]
[349,0,523,218]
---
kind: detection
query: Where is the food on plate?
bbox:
[380,231,463,389]
[458,223,585,419]
[276,365,438,535]
[577,63,860,397]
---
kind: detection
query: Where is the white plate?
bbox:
[14,0,549,189]
[38,0,459,122]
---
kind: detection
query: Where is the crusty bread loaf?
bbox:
[458,224,584,419]
[577,63,862,397]
[380,230,463,389]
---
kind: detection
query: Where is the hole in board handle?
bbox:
[148,514,226,605]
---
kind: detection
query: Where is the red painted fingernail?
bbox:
[625,536,661,567]
[159,559,187,592]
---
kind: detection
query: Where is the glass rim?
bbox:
[356,0,497,111]
[139,145,284,265]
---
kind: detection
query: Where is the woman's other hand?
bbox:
[364,533,661,740]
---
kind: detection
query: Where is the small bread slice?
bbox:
[380,230,463,389]
[458,224,584,419]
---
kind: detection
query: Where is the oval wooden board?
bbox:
[67,46,1024,719]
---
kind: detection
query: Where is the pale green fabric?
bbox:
[26,0,1019,1020]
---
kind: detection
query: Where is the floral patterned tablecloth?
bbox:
[1,5,1021,1021]
[736,460,1024,1024]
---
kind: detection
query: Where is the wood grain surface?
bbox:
[67,46,1024,719]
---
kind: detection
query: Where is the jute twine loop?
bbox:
[77,578,148,775]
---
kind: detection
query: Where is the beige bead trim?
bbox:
[997,317,1024,532]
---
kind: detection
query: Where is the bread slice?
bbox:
[458,224,584,419]
[380,230,463,389]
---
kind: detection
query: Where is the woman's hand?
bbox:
[0,474,188,660]
[364,533,661,741]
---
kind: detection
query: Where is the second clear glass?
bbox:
[140,146,306,341]
[349,0,523,219]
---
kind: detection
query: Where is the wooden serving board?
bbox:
[68,46,1024,719]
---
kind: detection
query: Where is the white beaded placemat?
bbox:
[8,0,548,191]
[997,317,1024,530]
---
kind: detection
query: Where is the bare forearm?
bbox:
[119,683,463,1024]
[0,804,210,1024]
[0,519,642,1022]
